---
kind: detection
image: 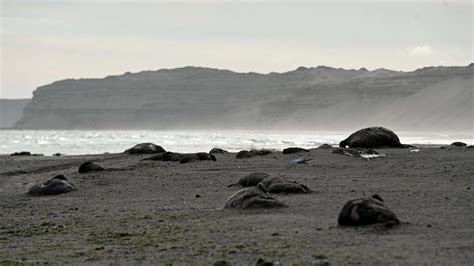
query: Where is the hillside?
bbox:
[0,99,31,129]
[13,64,474,131]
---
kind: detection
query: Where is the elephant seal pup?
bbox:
[339,127,409,149]
[224,183,286,209]
[338,194,400,227]
[260,177,312,194]
[282,147,309,154]
[228,172,270,187]
[78,161,105,174]
[209,148,229,154]
[124,143,166,154]
[27,175,77,196]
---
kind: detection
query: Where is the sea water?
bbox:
[0,130,472,156]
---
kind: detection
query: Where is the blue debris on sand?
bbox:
[291,156,312,164]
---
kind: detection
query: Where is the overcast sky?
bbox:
[1,0,472,98]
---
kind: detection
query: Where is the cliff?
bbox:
[14,64,474,131]
[0,99,31,129]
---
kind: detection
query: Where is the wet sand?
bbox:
[0,146,473,265]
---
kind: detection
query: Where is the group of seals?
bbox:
[27,161,106,196]
[224,172,312,209]
[10,151,43,156]
[223,184,286,209]
[27,129,409,227]
[225,174,400,227]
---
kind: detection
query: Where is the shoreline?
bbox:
[0,143,469,157]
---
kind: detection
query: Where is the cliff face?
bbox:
[14,65,474,131]
[0,99,31,129]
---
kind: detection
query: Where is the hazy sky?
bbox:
[1,0,472,98]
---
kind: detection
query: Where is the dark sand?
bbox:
[0,147,473,265]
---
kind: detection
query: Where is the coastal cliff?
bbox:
[0,99,31,129]
[14,64,474,131]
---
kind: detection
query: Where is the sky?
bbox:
[0,0,473,98]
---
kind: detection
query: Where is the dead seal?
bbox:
[228,172,270,187]
[124,143,166,154]
[340,127,409,148]
[260,177,312,194]
[282,147,309,154]
[236,149,272,159]
[78,161,105,174]
[338,194,400,227]
[224,183,286,209]
[27,175,77,196]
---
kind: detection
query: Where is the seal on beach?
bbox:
[282,147,309,154]
[179,152,216,164]
[338,194,400,227]
[10,151,31,156]
[260,177,312,194]
[27,175,77,196]
[143,151,216,163]
[450,142,467,147]
[224,183,286,209]
[124,143,166,154]
[318,144,333,149]
[339,127,408,148]
[209,148,229,154]
[236,149,272,159]
[228,172,270,187]
[78,161,105,174]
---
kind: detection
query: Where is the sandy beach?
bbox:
[0,146,473,265]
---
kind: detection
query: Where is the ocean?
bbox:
[1,130,472,156]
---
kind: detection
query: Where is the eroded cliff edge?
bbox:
[14,64,474,131]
